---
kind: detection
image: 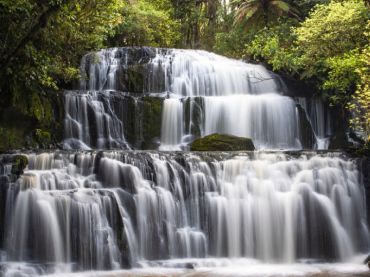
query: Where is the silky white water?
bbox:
[2,48,362,277]
[0,151,368,276]
[64,48,332,150]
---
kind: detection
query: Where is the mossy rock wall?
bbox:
[191,133,255,151]
[112,94,164,149]
[0,83,64,151]
[141,96,163,149]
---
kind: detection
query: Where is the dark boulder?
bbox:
[190,133,255,151]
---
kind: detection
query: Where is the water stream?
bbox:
[0,48,367,277]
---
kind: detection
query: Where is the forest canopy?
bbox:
[0,0,369,139]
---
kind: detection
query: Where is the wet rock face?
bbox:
[359,157,370,228]
[190,133,255,151]
[296,105,316,149]
[103,93,164,150]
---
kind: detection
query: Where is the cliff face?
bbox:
[359,157,370,228]
[0,85,65,151]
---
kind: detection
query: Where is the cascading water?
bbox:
[63,47,333,150]
[154,49,303,150]
[0,152,369,276]
[64,90,129,150]
[159,98,184,150]
[0,47,367,277]
[296,97,333,149]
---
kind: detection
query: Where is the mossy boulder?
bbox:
[11,155,28,177]
[190,133,255,151]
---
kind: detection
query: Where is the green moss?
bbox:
[142,96,163,149]
[126,65,144,93]
[0,127,27,150]
[11,154,28,176]
[35,129,52,147]
[190,133,255,151]
[0,85,64,149]
[30,92,43,121]
[29,92,53,125]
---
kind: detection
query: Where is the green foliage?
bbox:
[214,8,253,58]
[12,154,29,176]
[0,0,369,148]
[349,24,370,137]
[293,0,368,79]
[233,0,301,26]
[242,0,370,141]
[244,19,299,72]
[214,25,252,57]
[108,0,180,48]
[169,0,223,49]
[244,1,369,100]
[35,129,52,146]
[323,50,362,99]
[0,0,124,91]
[0,127,26,151]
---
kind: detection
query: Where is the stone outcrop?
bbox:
[190,133,255,151]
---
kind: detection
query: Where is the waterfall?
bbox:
[1,47,363,276]
[152,49,300,150]
[296,97,333,149]
[201,94,301,149]
[63,47,333,150]
[64,90,129,150]
[159,98,184,150]
[0,152,368,275]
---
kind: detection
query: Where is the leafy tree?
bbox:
[214,23,253,57]
[232,0,301,26]
[293,0,369,82]
[245,1,369,96]
[170,0,223,49]
[349,23,370,138]
[0,0,124,91]
[244,0,370,142]
[244,19,299,72]
[108,0,180,48]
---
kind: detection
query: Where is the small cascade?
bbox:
[79,48,121,91]
[64,90,129,150]
[66,47,335,150]
[152,49,299,150]
[161,50,280,96]
[201,94,301,149]
[0,152,368,276]
[296,97,333,149]
[160,98,184,150]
